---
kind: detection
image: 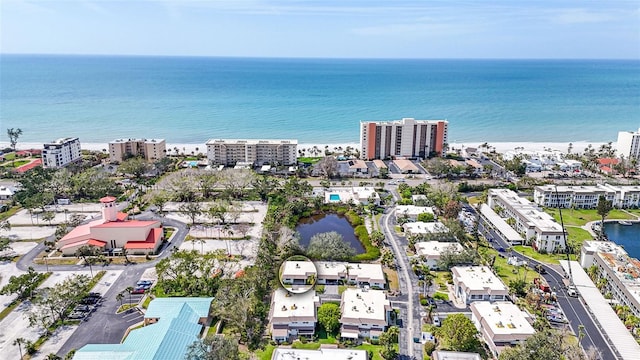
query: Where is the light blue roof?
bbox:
[74,297,213,360]
[145,297,213,319]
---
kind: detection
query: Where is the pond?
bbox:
[295,213,365,254]
[605,222,640,259]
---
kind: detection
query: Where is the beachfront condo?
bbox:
[109,138,166,162]
[206,139,297,166]
[617,128,640,160]
[42,137,82,168]
[359,118,448,160]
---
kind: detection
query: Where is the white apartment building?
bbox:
[617,128,640,160]
[488,189,565,253]
[581,241,640,317]
[323,187,380,206]
[403,221,449,238]
[269,288,319,342]
[340,288,392,340]
[206,139,297,166]
[431,351,481,360]
[280,261,317,286]
[395,205,436,222]
[414,241,464,270]
[315,262,386,289]
[360,118,448,160]
[42,137,81,168]
[534,184,640,209]
[470,301,535,357]
[452,266,509,305]
[272,348,367,360]
[109,138,166,162]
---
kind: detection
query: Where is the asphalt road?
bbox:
[469,204,617,360]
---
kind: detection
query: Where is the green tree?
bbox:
[436,313,481,352]
[379,328,399,360]
[317,302,341,334]
[370,230,385,247]
[13,337,26,359]
[42,211,56,225]
[7,127,23,152]
[179,202,203,226]
[499,328,584,360]
[119,157,150,181]
[417,212,435,222]
[0,238,12,254]
[150,190,171,216]
[75,245,101,277]
[306,231,356,261]
[184,335,240,360]
[596,195,612,240]
[0,267,46,300]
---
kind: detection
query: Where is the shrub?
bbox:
[420,298,428,306]
[423,341,436,355]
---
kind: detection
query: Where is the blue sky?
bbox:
[1,0,639,58]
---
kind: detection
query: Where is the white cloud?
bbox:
[551,8,617,24]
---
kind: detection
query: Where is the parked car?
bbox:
[432,316,441,327]
[535,264,547,274]
[137,280,153,286]
[131,286,146,294]
[68,311,87,320]
[74,305,93,313]
[546,314,567,323]
[567,285,578,297]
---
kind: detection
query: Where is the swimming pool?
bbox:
[329,194,340,201]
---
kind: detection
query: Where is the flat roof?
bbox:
[403,221,449,234]
[489,189,563,233]
[560,260,640,360]
[340,288,390,324]
[396,205,435,217]
[281,261,317,279]
[415,241,463,258]
[315,261,385,283]
[432,351,481,360]
[479,204,524,243]
[206,139,298,145]
[452,266,508,293]
[271,288,318,321]
[272,348,367,360]
[110,138,165,143]
[470,301,535,337]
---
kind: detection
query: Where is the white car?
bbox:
[567,285,578,297]
[432,316,441,327]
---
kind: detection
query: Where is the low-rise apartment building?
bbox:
[42,137,81,168]
[395,205,436,222]
[340,288,392,340]
[206,139,297,166]
[280,261,317,286]
[323,187,380,206]
[488,189,565,253]
[470,301,535,357]
[581,241,640,317]
[360,118,448,160]
[431,351,481,360]
[109,138,166,162]
[534,184,640,209]
[269,288,319,343]
[315,262,386,289]
[415,241,464,270]
[403,221,449,238]
[452,266,509,304]
[272,348,368,360]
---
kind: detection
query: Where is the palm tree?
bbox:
[116,292,125,307]
[14,337,26,359]
[196,238,206,254]
[125,286,134,305]
[46,353,61,360]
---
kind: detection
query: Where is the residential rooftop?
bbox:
[206,139,298,145]
[281,260,317,279]
[452,266,508,293]
[270,288,318,322]
[471,301,535,338]
[272,348,367,360]
[403,221,448,234]
[315,261,385,284]
[415,241,463,258]
[340,288,390,325]
[396,205,435,217]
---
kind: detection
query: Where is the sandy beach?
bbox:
[2,140,610,156]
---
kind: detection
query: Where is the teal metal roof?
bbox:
[145,297,213,319]
[74,297,213,360]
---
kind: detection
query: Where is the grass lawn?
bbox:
[1,159,30,168]
[625,209,640,217]
[317,329,338,344]
[0,205,20,221]
[467,196,482,205]
[34,257,80,266]
[255,344,276,360]
[116,303,137,313]
[480,247,537,283]
[297,157,322,164]
[513,245,576,265]
[2,152,16,161]
[291,340,321,350]
[383,268,399,291]
[433,271,451,291]
[545,208,634,226]
[354,343,399,360]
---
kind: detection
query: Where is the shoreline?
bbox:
[1,140,610,156]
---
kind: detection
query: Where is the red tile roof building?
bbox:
[58,197,163,255]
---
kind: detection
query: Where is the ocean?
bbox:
[605,222,640,259]
[1,55,639,145]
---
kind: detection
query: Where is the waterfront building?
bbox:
[414,241,464,270]
[109,138,166,162]
[206,139,297,166]
[269,288,319,342]
[470,301,535,357]
[340,288,392,340]
[452,266,509,305]
[488,189,565,253]
[57,196,163,256]
[534,184,640,209]
[42,137,81,168]
[580,241,640,317]
[74,297,213,360]
[359,118,448,160]
[323,187,380,206]
[315,261,386,289]
[617,128,640,160]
